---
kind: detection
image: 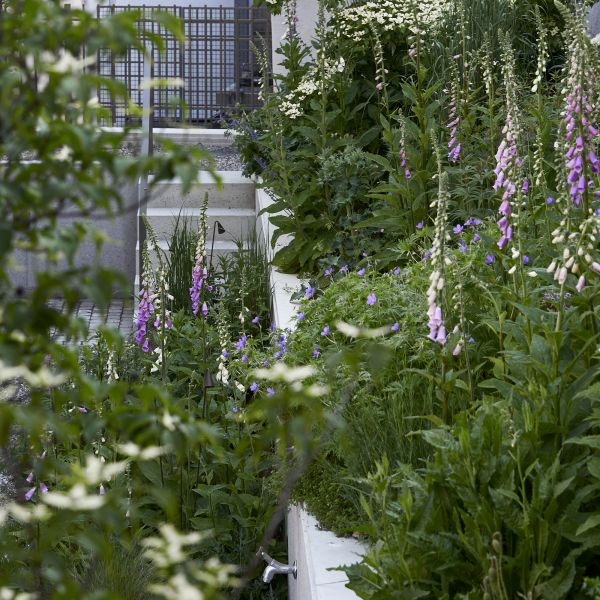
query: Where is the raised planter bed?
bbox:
[255,185,365,600]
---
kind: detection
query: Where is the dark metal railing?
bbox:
[97,4,271,127]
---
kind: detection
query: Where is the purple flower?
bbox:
[473,233,481,243]
[416,221,424,230]
[135,288,154,350]
[39,482,48,494]
[447,94,462,162]
[261,360,270,367]
[99,484,105,496]
[24,487,36,502]
[190,265,204,316]
[221,349,229,359]
[201,302,209,317]
[252,315,260,324]
[236,335,247,351]
[339,265,349,273]
[312,346,320,359]
[422,248,433,261]
[26,472,34,484]
[427,303,445,345]
[78,406,88,414]
[522,255,530,265]
[459,243,467,253]
[563,42,599,206]
[304,286,314,299]
[250,382,258,392]
[274,351,282,360]
[254,155,267,170]
[546,196,554,205]
[485,254,495,265]
[393,267,401,275]
[267,387,275,397]
[142,339,149,353]
[324,267,334,277]
[493,101,520,249]
[435,325,447,345]
[367,293,377,306]
[241,354,248,363]
[279,333,287,354]
[521,179,529,194]
[296,312,305,321]
[469,337,475,343]
[391,322,399,331]
[453,224,463,235]
[232,406,239,414]
[321,325,330,337]
[357,268,366,276]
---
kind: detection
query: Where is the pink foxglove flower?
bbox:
[447,58,462,163]
[190,195,209,314]
[493,39,522,254]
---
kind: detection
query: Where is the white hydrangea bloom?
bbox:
[279,56,346,119]
[331,0,451,41]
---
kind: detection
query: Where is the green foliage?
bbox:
[233,0,564,273]
[281,271,447,531]
[0,0,311,597]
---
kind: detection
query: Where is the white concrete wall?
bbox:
[256,184,364,600]
[271,0,320,76]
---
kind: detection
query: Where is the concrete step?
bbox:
[134,238,245,296]
[137,238,245,268]
[145,207,255,241]
[147,171,254,210]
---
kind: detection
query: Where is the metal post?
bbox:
[137,39,153,297]
[179,6,185,124]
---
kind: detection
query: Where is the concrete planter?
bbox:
[255,185,364,600]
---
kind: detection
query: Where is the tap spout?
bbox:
[258,548,297,583]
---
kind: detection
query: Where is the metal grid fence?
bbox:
[97,5,271,127]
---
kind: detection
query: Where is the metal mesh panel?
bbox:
[96,4,271,127]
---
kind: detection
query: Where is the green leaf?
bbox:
[576,514,600,537]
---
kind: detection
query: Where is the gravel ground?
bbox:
[0,300,134,508]
[119,141,244,171]
[5,142,244,171]
[0,381,30,508]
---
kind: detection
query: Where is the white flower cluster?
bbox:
[331,0,451,41]
[426,171,450,346]
[279,57,345,119]
[547,213,600,292]
[216,322,229,385]
[151,267,174,375]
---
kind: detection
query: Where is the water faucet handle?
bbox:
[257,546,298,581]
[257,547,272,563]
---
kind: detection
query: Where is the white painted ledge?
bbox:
[101,127,236,146]
[288,504,365,600]
[255,183,365,599]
